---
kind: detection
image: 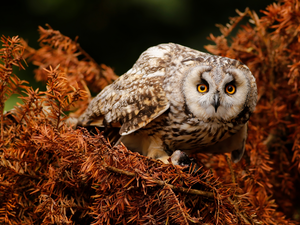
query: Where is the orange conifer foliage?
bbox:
[204,0,300,222]
[1,0,300,224]
[23,24,118,116]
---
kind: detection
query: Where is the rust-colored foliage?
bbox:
[1,0,300,224]
[205,0,300,222]
[22,24,118,117]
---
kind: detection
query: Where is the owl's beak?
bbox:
[213,93,220,112]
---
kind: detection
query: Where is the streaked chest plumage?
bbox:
[141,106,245,154]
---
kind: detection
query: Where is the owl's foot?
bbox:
[145,145,199,172]
[156,150,195,165]
[170,150,192,166]
[171,150,200,173]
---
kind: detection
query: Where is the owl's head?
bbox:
[182,57,257,122]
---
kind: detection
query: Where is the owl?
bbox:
[77,43,257,164]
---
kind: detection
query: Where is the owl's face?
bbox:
[183,63,253,122]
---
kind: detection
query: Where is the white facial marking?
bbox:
[183,65,249,122]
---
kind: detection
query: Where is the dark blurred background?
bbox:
[2,0,274,110]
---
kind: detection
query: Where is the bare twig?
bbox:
[0,181,11,187]
[228,197,252,224]
[226,155,236,184]
[106,165,214,198]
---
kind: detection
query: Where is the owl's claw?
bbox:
[170,150,191,166]
[170,150,200,173]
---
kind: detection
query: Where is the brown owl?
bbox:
[77,43,257,164]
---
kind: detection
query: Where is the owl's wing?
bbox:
[77,73,170,136]
[77,43,179,136]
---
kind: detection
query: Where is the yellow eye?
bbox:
[197,84,208,93]
[225,84,236,95]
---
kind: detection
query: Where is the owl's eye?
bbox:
[225,84,236,95]
[197,84,208,93]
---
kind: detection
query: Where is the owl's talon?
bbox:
[170,150,191,166]
[170,150,200,173]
